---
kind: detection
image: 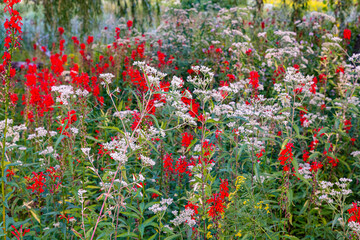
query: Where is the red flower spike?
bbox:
[278,143,294,172]
[344,29,351,40]
[127,20,133,29]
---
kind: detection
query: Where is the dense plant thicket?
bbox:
[1,0,360,239]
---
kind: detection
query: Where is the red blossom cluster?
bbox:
[256,149,265,162]
[299,106,308,127]
[181,132,194,148]
[24,171,47,194]
[11,225,30,240]
[2,0,22,67]
[181,95,200,118]
[163,153,174,176]
[323,144,339,167]
[59,214,75,223]
[310,161,323,172]
[206,178,229,219]
[272,66,285,84]
[215,129,223,139]
[174,156,191,176]
[310,76,317,94]
[344,118,352,133]
[207,193,226,219]
[348,202,360,223]
[57,110,77,136]
[249,71,259,98]
[279,143,294,172]
[46,167,62,193]
[343,28,351,40]
[163,154,192,179]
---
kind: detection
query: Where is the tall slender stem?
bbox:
[1,29,16,240]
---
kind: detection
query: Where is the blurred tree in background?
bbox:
[23,0,161,35]
[26,0,102,36]
[2,0,360,39]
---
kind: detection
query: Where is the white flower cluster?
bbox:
[140,154,155,166]
[348,221,360,234]
[253,175,269,184]
[0,119,27,149]
[100,73,115,85]
[113,110,134,119]
[310,11,336,23]
[170,208,196,227]
[351,151,360,157]
[51,85,74,105]
[39,146,54,155]
[28,127,57,140]
[75,89,89,97]
[133,61,167,87]
[316,179,353,205]
[109,152,128,165]
[187,66,214,89]
[175,111,197,126]
[298,163,312,179]
[149,198,173,214]
[171,76,184,89]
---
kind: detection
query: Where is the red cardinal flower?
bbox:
[11,225,30,240]
[278,143,294,172]
[343,29,351,40]
[310,161,323,172]
[207,193,226,219]
[58,27,64,35]
[127,20,133,29]
[219,178,229,199]
[348,202,360,223]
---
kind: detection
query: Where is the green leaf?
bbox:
[308,152,320,161]
[98,126,125,135]
[186,138,198,152]
[145,188,162,196]
[164,234,182,240]
[30,210,41,223]
[85,135,104,143]
[54,134,66,149]
[117,232,138,238]
[120,211,140,219]
[148,114,161,129]
[293,124,300,136]
[283,236,300,240]
[147,233,158,240]
[143,215,157,228]
[206,118,222,124]
[281,139,289,150]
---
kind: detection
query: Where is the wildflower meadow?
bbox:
[1,0,360,239]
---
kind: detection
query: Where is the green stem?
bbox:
[1,30,16,240]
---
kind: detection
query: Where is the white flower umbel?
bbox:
[51,85,74,105]
[170,208,196,227]
[187,65,214,89]
[149,203,168,214]
[109,152,128,165]
[100,73,115,86]
[140,154,155,166]
[171,76,184,89]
